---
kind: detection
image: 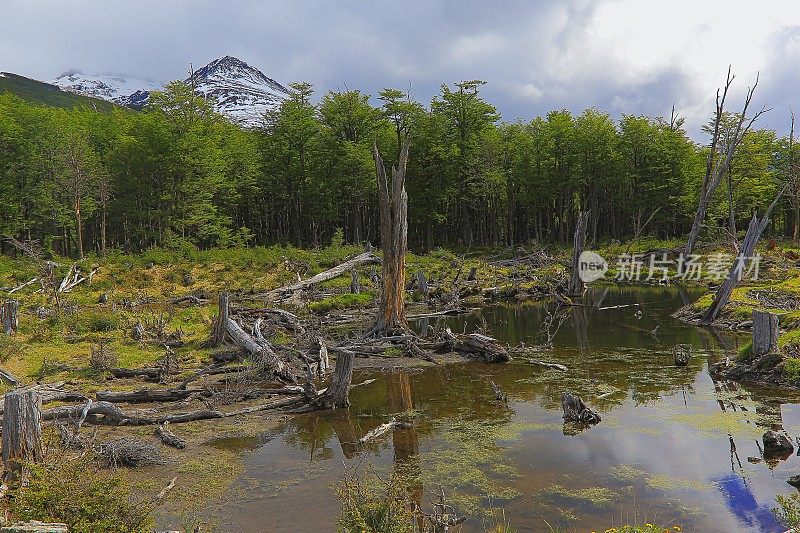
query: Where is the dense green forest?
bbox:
[0,79,796,257]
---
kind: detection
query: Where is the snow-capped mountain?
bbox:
[186,56,291,127]
[48,56,290,127]
[50,71,163,108]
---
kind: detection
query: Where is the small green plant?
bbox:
[8,458,152,533]
[0,334,26,362]
[337,469,415,533]
[775,492,800,529]
[737,342,753,362]
[784,357,800,382]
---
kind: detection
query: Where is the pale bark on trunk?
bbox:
[370,138,411,335]
[752,310,779,357]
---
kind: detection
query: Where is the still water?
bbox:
[217,285,800,532]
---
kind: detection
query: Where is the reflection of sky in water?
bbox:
[214,286,800,533]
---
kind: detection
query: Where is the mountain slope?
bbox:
[0,72,115,110]
[186,56,291,127]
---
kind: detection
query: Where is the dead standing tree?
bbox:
[702,186,786,324]
[567,211,589,296]
[367,137,412,337]
[685,67,770,256]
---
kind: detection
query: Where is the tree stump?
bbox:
[2,389,43,483]
[752,310,779,357]
[208,291,230,347]
[561,392,600,425]
[466,266,477,282]
[313,349,354,409]
[350,268,361,294]
[673,344,692,366]
[1,299,19,335]
[416,271,428,300]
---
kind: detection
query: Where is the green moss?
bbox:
[784,358,800,382]
[309,292,374,313]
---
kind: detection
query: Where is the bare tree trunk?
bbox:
[75,196,84,260]
[1,299,19,335]
[370,138,411,336]
[752,310,779,357]
[3,389,43,483]
[702,186,784,324]
[568,211,589,296]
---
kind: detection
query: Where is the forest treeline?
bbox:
[0,79,797,258]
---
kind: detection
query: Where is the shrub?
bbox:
[89,341,118,372]
[82,311,119,333]
[8,458,151,533]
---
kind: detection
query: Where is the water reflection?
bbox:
[214,285,800,533]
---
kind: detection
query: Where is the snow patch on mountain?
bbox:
[50,71,163,108]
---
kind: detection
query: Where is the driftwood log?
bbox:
[752,310,779,357]
[2,389,43,482]
[358,418,411,445]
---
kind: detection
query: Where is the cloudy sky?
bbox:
[3,0,800,138]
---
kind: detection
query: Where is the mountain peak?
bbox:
[186,55,291,128]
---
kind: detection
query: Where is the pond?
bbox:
[215,285,800,532]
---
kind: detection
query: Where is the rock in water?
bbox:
[763,429,794,457]
[788,475,800,489]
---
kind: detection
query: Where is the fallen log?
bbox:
[531,360,568,371]
[442,328,511,363]
[96,388,197,404]
[155,422,186,449]
[358,418,411,445]
[170,294,209,306]
[109,367,163,380]
[266,251,381,300]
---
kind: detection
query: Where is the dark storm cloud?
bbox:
[2,0,800,139]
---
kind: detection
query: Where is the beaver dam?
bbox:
[192,285,799,533]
